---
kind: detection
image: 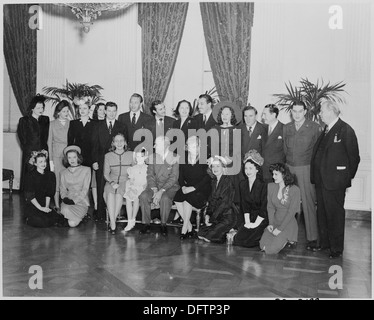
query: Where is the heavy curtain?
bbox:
[138,2,189,114]
[4,4,37,116]
[200,2,254,109]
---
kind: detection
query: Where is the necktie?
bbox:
[159,118,163,125]
[109,121,113,134]
[324,125,329,136]
[132,113,136,126]
[248,126,252,137]
[203,115,207,125]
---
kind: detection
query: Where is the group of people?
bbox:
[17,92,360,258]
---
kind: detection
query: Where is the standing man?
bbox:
[118,93,153,151]
[261,104,286,183]
[91,102,126,221]
[283,102,321,251]
[148,100,175,142]
[239,105,267,159]
[311,100,360,258]
[139,136,180,236]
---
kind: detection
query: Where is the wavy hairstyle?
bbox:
[62,150,84,168]
[243,158,263,181]
[269,163,295,186]
[109,133,128,152]
[216,106,237,125]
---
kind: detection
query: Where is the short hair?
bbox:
[53,100,70,119]
[92,102,106,120]
[62,150,84,168]
[269,163,295,186]
[174,100,193,118]
[109,133,128,152]
[242,105,258,118]
[150,99,163,116]
[198,94,213,105]
[31,151,48,164]
[243,158,263,182]
[217,106,237,125]
[130,93,143,104]
[264,104,279,118]
[321,100,341,116]
[291,101,307,110]
[105,101,118,110]
[28,94,46,115]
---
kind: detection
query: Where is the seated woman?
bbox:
[259,163,300,254]
[197,155,237,243]
[24,150,66,228]
[104,133,133,234]
[174,136,211,239]
[233,150,268,248]
[60,145,91,227]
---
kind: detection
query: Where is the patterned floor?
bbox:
[2,192,371,298]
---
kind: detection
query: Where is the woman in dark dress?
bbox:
[197,155,237,243]
[233,150,268,248]
[172,100,197,144]
[24,150,66,228]
[17,94,50,190]
[174,136,211,239]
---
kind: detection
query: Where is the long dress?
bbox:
[197,175,237,243]
[60,165,91,224]
[103,150,133,199]
[48,119,70,193]
[233,179,268,248]
[124,163,148,201]
[259,183,301,254]
[173,157,211,209]
[24,170,62,228]
[17,115,50,190]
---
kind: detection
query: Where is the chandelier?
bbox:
[60,3,134,33]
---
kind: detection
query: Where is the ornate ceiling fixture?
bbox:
[60,3,134,33]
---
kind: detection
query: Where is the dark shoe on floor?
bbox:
[172,217,183,224]
[160,225,168,236]
[180,232,188,240]
[286,241,297,249]
[329,251,342,259]
[139,224,151,234]
[306,240,318,251]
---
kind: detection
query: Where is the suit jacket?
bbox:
[172,116,198,141]
[146,152,180,192]
[118,111,153,151]
[91,120,126,165]
[67,119,95,166]
[311,118,360,190]
[239,121,267,158]
[148,116,175,142]
[194,113,217,132]
[239,179,268,223]
[262,121,286,181]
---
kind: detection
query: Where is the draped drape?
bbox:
[4,4,37,116]
[138,2,189,114]
[200,2,254,109]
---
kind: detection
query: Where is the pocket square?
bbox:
[257,135,262,139]
[277,136,282,139]
[334,135,341,143]
[337,166,346,170]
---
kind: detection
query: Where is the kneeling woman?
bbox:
[24,150,65,227]
[60,145,91,227]
[233,150,268,248]
[197,155,237,243]
[259,163,300,254]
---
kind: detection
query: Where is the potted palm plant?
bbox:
[273,78,347,123]
[43,80,105,119]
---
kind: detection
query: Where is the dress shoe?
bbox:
[306,240,318,251]
[92,210,98,221]
[139,224,151,234]
[180,232,188,240]
[187,229,196,238]
[286,241,297,249]
[329,251,342,259]
[160,225,168,236]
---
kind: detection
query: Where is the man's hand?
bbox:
[41,207,52,213]
[152,190,164,206]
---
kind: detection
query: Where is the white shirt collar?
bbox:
[269,119,278,132]
[106,119,115,127]
[328,117,339,131]
[131,110,141,119]
[204,110,212,121]
[247,121,257,131]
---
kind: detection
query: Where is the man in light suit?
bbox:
[311,100,360,258]
[118,93,153,152]
[139,136,180,236]
[91,102,126,221]
[261,104,286,183]
[239,105,267,159]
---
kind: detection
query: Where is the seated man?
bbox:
[139,136,180,236]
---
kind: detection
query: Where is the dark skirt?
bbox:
[173,189,208,209]
[233,220,267,248]
[25,205,62,228]
[198,210,237,243]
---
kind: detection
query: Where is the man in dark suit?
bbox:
[91,102,126,220]
[194,94,217,159]
[239,105,267,159]
[311,100,360,258]
[118,93,153,151]
[148,100,175,142]
[261,104,286,183]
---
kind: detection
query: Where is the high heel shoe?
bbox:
[124,219,135,232]
[187,229,196,238]
[110,227,116,235]
[180,232,188,240]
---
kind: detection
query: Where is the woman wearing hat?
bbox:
[197,155,237,243]
[232,150,268,248]
[60,145,91,227]
[17,94,50,190]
